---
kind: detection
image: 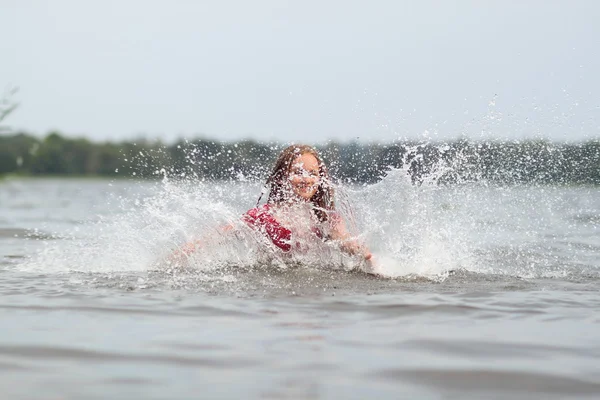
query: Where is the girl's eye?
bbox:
[291,170,319,178]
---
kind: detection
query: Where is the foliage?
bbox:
[0,131,599,185]
[0,86,19,134]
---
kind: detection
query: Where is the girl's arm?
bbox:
[328,213,372,261]
[329,215,379,274]
[168,224,235,263]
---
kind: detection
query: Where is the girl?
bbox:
[174,144,372,266]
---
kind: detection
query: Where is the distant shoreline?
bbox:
[1,131,599,185]
[0,173,139,181]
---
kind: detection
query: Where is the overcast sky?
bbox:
[1,0,599,143]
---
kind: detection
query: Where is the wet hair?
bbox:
[260,144,334,222]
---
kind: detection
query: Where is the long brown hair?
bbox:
[260,144,335,222]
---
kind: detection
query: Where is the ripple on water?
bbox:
[372,369,600,397]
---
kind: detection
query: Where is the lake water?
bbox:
[1,176,599,399]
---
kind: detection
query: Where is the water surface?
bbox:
[1,178,599,399]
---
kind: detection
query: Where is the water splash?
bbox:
[17,142,600,286]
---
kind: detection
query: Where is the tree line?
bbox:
[1,131,599,185]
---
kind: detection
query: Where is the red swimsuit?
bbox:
[242,204,326,252]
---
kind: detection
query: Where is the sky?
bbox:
[1,0,599,143]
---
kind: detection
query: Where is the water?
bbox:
[1,176,600,399]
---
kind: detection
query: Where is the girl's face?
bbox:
[288,153,320,201]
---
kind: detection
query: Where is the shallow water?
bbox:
[1,177,600,399]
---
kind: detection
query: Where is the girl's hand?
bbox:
[168,225,234,264]
[169,239,202,263]
[181,240,202,255]
[341,240,379,275]
[340,239,372,261]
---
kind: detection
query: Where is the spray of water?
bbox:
[19,141,490,285]
[17,130,599,289]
